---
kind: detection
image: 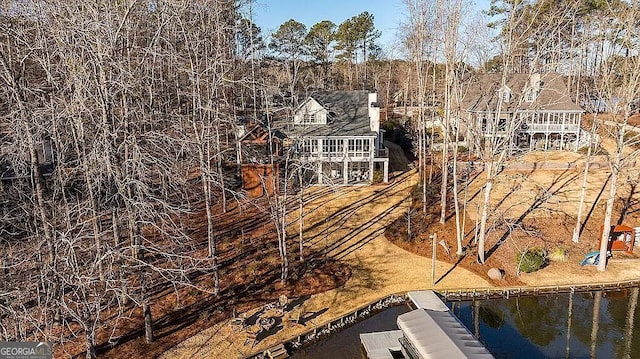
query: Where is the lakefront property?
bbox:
[459,73,590,153]
[284,90,390,185]
[3,2,640,359]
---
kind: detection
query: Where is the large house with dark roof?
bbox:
[285,90,389,185]
[459,73,590,152]
[236,90,390,195]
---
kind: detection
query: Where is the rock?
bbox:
[488,268,504,280]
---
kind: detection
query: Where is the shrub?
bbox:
[548,247,568,262]
[373,170,384,183]
[516,248,547,273]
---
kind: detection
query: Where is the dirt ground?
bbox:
[161,171,492,358]
[163,148,640,358]
[162,142,640,358]
[60,197,353,358]
[387,147,640,287]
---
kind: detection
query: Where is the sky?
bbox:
[250,0,492,56]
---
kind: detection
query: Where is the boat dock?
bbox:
[407,290,450,311]
[360,330,403,359]
[360,290,494,359]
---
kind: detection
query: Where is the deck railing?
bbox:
[526,123,580,132]
[375,148,388,158]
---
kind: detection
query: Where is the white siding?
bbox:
[293,98,328,125]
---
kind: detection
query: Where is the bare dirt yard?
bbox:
[65,199,351,359]
[162,170,494,358]
[162,143,640,358]
[387,148,640,287]
[160,140,640,358]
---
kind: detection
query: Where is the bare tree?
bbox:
[594,2,640,271]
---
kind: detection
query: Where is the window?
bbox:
[502,89,511,103]
[526,89,537,102]
[481,118,488,132]
[498,118,507,131]
[297,103,327,124]
[301,139,319,155]
[323,139,341,155]
[302,110,317,124]
[348,139,368,157]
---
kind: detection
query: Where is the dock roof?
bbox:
[397,308,495,359]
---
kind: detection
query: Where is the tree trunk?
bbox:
[85,326,96,359]
[573,119,597,243]
[452,117,463,256]
[215,113,227,213]
[298,170,304,262]
[598,123,624,272]
[72,118,104,281]
[477,162,493,264]
[440,65,449,224]
[143,296,154,343]
[279,164,289,282]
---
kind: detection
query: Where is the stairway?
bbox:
[264,343,288,358]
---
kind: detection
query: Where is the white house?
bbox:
[285,90,389,185]
[460,73,590,153]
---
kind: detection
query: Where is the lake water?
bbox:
[291,287,640,358]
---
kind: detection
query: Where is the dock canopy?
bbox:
[397,309,495,359]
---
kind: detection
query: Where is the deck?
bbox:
[407,291,449,311]
[360,330,402,359]
[361,291,495,359]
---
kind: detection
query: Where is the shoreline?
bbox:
[241,277,640,358]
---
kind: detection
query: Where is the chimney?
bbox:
[368,92,380,133]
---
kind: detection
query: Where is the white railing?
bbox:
[301,151,373,160]
[575,129,599,148]
[526,124,580,132]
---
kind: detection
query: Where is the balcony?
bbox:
[526,123,580,132]
[375,148,388,158]
[298,147,387,161]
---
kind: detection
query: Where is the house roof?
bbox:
[460,73,583,113]
[285,90,376,137]
[239,121,286,143]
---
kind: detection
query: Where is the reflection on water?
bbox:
[452,287,640,358]
[291,287,640,359]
